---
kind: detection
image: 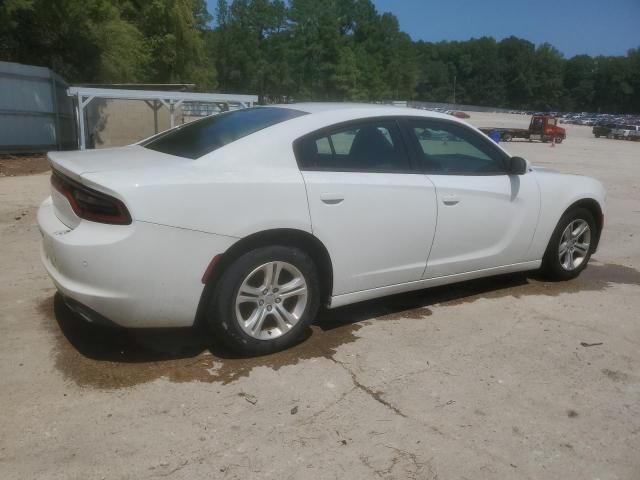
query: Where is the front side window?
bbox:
[296,120,410,172]
[142,107,306,159]
[409,120,508,174]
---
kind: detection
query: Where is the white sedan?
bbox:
[38,104,605,354]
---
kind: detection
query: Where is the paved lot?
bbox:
[1,114,639,479]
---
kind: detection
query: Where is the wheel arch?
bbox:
[194,228,334,328]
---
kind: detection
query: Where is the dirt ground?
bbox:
[0,154,49,177]
[1,113,639,479]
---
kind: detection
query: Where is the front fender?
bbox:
[527,169,606,260]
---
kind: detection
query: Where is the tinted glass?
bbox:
[142,107,306,159]
[297,120,410,172]
[410,120,507,174]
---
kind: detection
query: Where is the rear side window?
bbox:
[142,107,306,159]
[295,120,410,172]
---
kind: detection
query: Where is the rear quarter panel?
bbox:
[80,133,312,238]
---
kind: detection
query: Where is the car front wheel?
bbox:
[207,246,320,355]
[541,207,596,280]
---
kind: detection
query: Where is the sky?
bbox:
[206,0,640,58]
[371,0,640,57]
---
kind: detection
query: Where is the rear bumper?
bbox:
[38,196,237,328]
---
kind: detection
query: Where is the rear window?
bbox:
[142,107,307,159]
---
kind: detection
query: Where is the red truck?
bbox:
[480,115,566,143]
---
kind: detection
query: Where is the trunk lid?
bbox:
[48,145,187,228]
[48,145,186,179]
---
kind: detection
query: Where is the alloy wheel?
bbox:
[234,261,308,340]
[558,219,591,271]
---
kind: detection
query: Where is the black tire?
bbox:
[502,133,512,142]
[207,245,320,355]
[555,136,563,144]
[540,207,597,281]
[594,134,600,138]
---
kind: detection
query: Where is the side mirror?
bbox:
[509,156,527,175]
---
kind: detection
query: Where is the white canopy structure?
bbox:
[68,86,258,150]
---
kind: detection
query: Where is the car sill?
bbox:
[328,260,542,309]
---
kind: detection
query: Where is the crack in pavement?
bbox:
[329,358,535,478]
[299,385,357,425]
[330,357,408,418]
[383,445,438,480]
[359,446,437,480]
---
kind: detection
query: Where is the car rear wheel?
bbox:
[207,245,320,355]
[541,207,596,280]
[502,133,512,142]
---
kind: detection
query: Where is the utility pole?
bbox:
[453,75,457,106]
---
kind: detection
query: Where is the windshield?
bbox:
[142,107,307,159]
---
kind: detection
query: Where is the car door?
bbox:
[294,118,438,295]
[403,118,540,279]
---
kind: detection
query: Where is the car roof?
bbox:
[244,102,510,157]
[270,102,453,121]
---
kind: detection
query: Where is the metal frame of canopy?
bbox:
[68,86,258,150]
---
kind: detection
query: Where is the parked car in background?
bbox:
[612,124,640,140]
[592,122,616,138]
[39,104,605,355]
[450,111,470,119]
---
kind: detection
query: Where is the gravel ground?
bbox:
[1,113,639,479]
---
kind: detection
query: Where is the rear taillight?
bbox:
[51,171,131,225]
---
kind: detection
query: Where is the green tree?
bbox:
[627,49,640,113]
[1,0,150,82]
[531,43,564,110]
[1,0,638,112]
[209,0,288,98]
[498,36,536,107]
[124,0,216,89]
[593,55,634,113]
[563,55,596,111]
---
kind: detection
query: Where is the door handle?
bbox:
[442,195,460,206]
[320,193,344,205]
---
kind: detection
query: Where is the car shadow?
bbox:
[316,272,534,331]
[51,272,532,363]
[52,294,208,362]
